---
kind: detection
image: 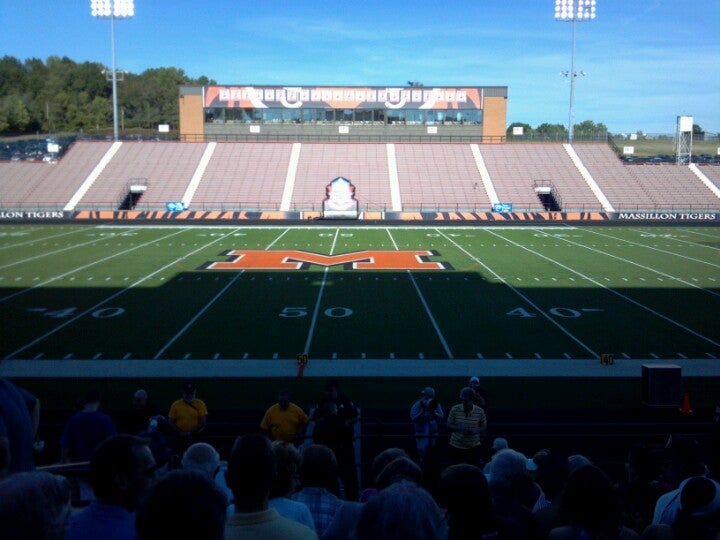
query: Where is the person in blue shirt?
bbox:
[65,434,156,540]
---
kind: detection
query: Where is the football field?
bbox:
[1,224,719,379]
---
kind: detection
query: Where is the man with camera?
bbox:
[410,387,444,464]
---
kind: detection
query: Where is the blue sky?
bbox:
[1,0,718,134]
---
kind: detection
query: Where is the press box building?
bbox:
[178,85,508,142]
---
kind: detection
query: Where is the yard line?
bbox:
[387,229,453,359]
[303,228,339,355]
[486,229,720,349]
[0,228,189,303]
[153,228,291,359]
[580,228,720,268]
[538,229,720,299]
[0,226,93,251]
[3,228,244,360]
[436,229,599,359]
[0,229,135,270]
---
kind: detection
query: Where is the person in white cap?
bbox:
[410,387,444,464]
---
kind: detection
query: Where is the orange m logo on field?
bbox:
[202,250,451,270]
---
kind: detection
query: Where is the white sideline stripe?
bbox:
[486,229,720,349]
[470,144,499,205]
[689,164,720,200]
[280,143,302,211]
[64,141,123,211]
[0,228,186,304]
[437,229,599,359]
[386,144,402,211]
[563,144,614,211]
[387,229,454,359]
[182,142,215,207]
[545,229,720,299]
[304,228,339,354]
[3,227,244,360]
[154,228,291,359]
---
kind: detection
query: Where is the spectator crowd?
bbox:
[0,375,718,540]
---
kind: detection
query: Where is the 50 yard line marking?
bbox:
[303,228,340,356]
[486,229,720,349]
[4,228,245,360]
[436,229,599,359]
[387,229,453,359]
[153,228,291,359]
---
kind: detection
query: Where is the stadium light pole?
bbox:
[91,0,134,141]
[555,0,596,144]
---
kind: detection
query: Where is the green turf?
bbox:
[1,224,719,365]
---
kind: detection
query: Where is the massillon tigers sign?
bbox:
[200,250,452,271]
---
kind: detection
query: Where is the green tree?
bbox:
[0,94,32,132]
[535,123,568,141]
[574,120,608,140]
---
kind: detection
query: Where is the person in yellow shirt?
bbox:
[260,390,309,445]
[168,383,208,452]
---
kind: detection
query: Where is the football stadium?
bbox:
[2,18,720,533]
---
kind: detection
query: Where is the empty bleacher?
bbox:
[0,141,114,210]
[77,142,208,210]
[291,143,392,212]
[2,139,719,213]
[395,143,492,212]
[192,142,293,211]
[479,143,602,212]
[573,144,720,212]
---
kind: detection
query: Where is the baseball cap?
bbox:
[469,376,480,385]
[421,387,435,398]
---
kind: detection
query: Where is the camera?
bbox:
[427,399,438,411]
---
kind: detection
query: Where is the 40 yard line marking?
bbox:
[4,227,243,360]
[487,229,720,349]
[436,229,599,359]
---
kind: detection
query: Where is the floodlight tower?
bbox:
[555,0,596,144]
[90,0,134,141]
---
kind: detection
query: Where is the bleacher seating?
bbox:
[78,142,208,210]
[0,142,114,210]
[192,142,293,211]
[478,143,602,212]
[291,143,392,212]
[2,140,719,212]
[573,144,720,212]
[394,144,492,211]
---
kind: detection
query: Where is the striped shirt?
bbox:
[447,403,486,449]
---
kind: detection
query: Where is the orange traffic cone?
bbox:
[679,392,693,415]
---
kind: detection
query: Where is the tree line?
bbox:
[0,55,214,135]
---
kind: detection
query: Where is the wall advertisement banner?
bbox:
[204,86,483,110]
